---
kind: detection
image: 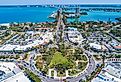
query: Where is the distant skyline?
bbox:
[0,0,121,5]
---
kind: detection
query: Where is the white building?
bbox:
[0,62,30,82]
[89,43,102,50]
[92,63,121,82]
[0,31,54,52]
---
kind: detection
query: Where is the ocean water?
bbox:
[67,7,121,22]
[0,6,121,23]
[0,7,57,23]
[79,11,121,22]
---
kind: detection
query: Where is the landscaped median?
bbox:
[24,68,42,82]
[86,64,104,82]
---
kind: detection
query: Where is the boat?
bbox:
[48,12,57,19]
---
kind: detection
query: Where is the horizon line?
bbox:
[0,3,121,5]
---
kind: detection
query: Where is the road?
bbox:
[56,8,65,44]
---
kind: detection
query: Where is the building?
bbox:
[0,62,30,82]
[65,27,83,44]
[89,43,107,51]
[104,64,121,80]
[110,41,121,50]
[89,43,102,50]
[0,31,54,53]
[92,63,121,82]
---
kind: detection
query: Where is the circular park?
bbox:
[34,45,88,78]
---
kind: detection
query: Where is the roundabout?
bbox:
[34,48,89,79]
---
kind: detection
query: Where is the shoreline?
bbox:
[0,23,10,26]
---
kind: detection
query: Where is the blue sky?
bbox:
[0,0,121,5]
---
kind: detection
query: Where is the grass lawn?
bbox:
[49,51,71,68]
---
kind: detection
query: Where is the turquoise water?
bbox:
[67,11,121,22]
[80,11,121,22]
[0,6,121,23]
[0,7,57,23]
